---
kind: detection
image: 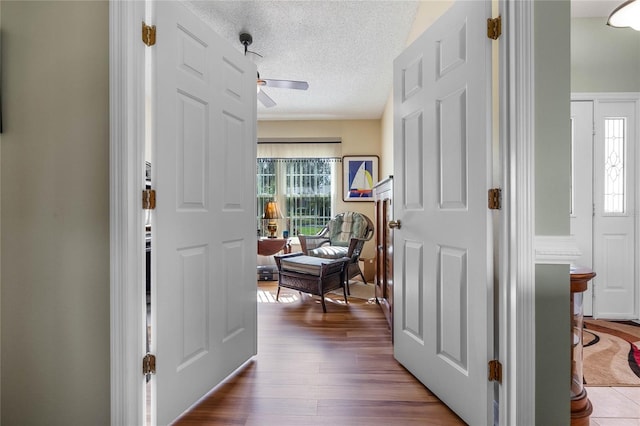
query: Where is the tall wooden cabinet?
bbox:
[373,177,393,337]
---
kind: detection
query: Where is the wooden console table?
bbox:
[570,266,596,426]
[258,238,291,256]
[373,177,393,338]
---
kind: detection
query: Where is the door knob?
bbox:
[388,220,401,229]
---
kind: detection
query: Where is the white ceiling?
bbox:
[186,0,622,121]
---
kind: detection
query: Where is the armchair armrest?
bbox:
[298,235,331,254]
[346,237,368,260]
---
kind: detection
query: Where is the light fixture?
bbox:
[607,0,640,31]
[262,201,283,238]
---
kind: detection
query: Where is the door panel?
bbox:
[403,241,424,341]
[593,101,636,319]
[393,1,492,424]
[438,245,467,369]
[438,90,467,209]
[153,2,257,424]
[570,101,594,315]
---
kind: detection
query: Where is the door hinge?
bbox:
[142,22,156,47]
[487,16,502,40]
[143,189,156,210]
[488,188,502,210]
[488,359,502,383]
[143,353,156,375]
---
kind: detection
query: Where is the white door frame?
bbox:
[110,1,147,425]
[499,1,536,424]
[109,1,541,424]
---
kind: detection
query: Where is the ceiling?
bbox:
[186,0,419,121]
[186,0,622,121]
[571,0,621,17]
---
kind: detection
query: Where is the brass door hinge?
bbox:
[487,16,502,40]
[488,188,501,210]
[488,359,502,383]
[142,22,156,47]
[143,353,156,375]
[143,189,156,210]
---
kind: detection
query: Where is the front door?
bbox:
[571,98,638,319]
[593,100,637,319]
[152,2,258,424]
[392,1,493,424]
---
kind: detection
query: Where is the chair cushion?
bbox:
[327,212,368,246]
[308,246,349,259]
[280,255,337,276]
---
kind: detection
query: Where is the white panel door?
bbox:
[593,101,636,319]
[393,1,492,424]
[570,101,594,315]
[153,2,257,424]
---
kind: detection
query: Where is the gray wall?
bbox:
[1,2,110,424]
[571,17,640,93]
[535,0,571,424]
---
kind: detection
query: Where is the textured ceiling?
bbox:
[184,0,620,121]
[186,1,419,121]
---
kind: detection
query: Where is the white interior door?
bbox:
[392,1,493,424]
[570,101,594,315]
[153,2,257,424]
[593,100,636,319]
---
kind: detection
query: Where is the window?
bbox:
[256,140,341,237]
[603,117,626,214]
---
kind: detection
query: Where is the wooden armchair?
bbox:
[298,212,374,288]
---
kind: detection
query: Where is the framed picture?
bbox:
[343,155,379,201]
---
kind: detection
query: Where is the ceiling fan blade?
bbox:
[262,79,309,91]
[257,89,276,108]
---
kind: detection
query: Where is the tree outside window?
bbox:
[257,158,336,237]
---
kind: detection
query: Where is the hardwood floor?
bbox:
[174,282,465,425]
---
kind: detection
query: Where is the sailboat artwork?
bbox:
[343,156,378,201]
[349,162,374,197]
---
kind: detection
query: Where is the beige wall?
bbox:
[1,2,110,424]
[258,120,380,258]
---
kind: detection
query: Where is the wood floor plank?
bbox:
[173,282,465,425]
[316,399,465,421]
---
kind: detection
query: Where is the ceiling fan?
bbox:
[239,32,309,108]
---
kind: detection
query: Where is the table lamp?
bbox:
[263,201,282,238]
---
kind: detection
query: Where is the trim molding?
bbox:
[572,92,640,102]
[500,0,536,424]
[110,1,146,425]
[534,236,581,264]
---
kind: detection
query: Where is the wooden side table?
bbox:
[570,266,596,426]
[257,238,291,256]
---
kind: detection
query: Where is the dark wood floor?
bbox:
[174,281,465,425]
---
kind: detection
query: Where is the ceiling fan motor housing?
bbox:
[239,32,253,48]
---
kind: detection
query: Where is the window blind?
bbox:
[257,138,342,160]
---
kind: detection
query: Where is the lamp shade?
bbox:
[263,201,283,219]
[607,0,640,30]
